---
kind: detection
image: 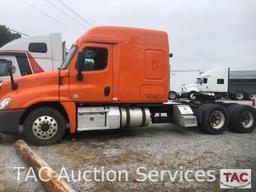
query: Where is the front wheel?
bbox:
[188,91,197,100]
[23,107,66,145]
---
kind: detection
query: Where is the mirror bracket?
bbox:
[8,66,18,90]
[76,52,84,81]
[77,71,83,81]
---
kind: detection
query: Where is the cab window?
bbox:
[217,79,224,84]
[82,47,108,71]
[0,60,12,77]
[203,78,208,84]
[29,43,47,53]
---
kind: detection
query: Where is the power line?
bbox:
[45,0,85,29]
[9,29,29,37]
[21,0,77,34]
[56,0,93,27]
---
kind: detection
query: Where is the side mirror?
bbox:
[8,66,16,74]
[76,52,84,81]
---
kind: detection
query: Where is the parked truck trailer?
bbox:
[229,70,256,100]
[0,26,255,145]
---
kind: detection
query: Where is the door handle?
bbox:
[104,87,111,97]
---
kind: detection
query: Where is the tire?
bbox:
[197,104,228,134]
[188,91,197,100]
[235,92,245,100]
[249,93,256,100]
[169,91,177,100]
[229,105,256,133]
[23,107,66,146]
[226,103,239,115]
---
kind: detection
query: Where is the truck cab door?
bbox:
[69,43,113,102]
[200,77,209,92]
[207,68,229,93]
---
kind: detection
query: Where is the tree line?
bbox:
[0,25,22,47]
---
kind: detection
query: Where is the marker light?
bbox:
[0,97,12,110]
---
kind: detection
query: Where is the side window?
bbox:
[29,43,47,53]
[203,78,208,84]
[82,47,108,71]
[0,60,12,77]
[217,79,224,84]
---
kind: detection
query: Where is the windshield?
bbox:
[195,78,202,84]
[0,61,12,77]
[59,45,77,70]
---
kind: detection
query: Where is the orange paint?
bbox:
[0,26,170,133]
[61,101,76,133]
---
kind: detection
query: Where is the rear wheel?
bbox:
[169,91,177,100]
[235,92,245,100]
[249,93,256,100]
[23,107,66,145]
[229,105,256,133]
[197,104,228,134]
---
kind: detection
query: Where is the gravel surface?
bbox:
[0,122,255,192]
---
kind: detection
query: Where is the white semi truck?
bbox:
[181,67,256,100]
[0,33,65,83]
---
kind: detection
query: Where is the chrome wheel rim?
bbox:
[236,93,243,100]
[241,111,254,128]
[32,116,58,140]
[190,93,196,100]
[210,111,225,129]
[170,92,176,99]
[249,94,256,100]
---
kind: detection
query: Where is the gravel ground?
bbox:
[0,122,255,192]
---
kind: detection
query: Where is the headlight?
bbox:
[0,97,12,110]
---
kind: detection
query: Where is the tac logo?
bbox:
[220,169,251,189]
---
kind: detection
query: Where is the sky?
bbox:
[0,0,256,71]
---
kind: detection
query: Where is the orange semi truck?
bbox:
[0,26,255,145]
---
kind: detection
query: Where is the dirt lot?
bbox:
[0,122,255,192]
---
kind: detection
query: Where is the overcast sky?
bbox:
[0,0,255,71]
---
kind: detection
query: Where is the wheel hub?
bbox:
[32,116,58,140]
[236,93,243,100]
[250,94,256,99]
[41,124,50,132]
[170,93,175,99]
[241,111,254,128]
[210,111,225,129]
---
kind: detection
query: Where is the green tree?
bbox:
[0,25,21,47]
